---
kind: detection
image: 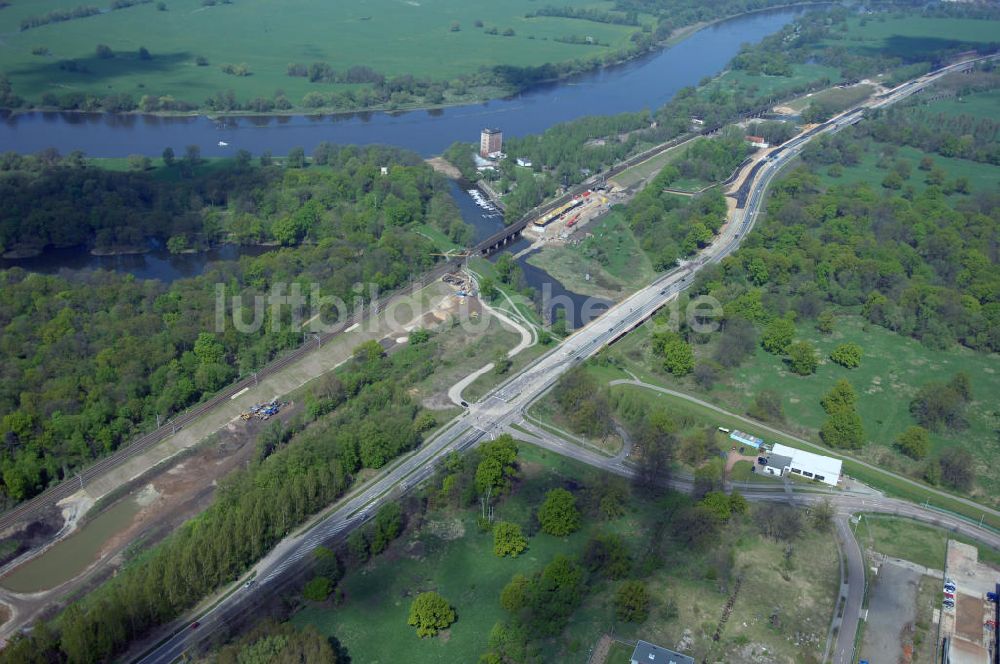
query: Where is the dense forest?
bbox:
[0,148,465,505]
[0,145,469,255]
[691,156,999,353]
[0,332,442,664]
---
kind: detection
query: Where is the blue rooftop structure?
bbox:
[730,430,763,449]
[630,640,694,664]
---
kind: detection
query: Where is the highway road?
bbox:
[132,56,999,664]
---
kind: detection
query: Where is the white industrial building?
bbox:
[763,443,842,486]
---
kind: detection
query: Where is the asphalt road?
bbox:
[132,56,999,664]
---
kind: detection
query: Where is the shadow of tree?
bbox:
[854,35,999,62]
[9,50,196,89]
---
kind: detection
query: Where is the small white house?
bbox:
[766,443,842,486]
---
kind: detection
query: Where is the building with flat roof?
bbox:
[766,444,842,486]
[480,128,503,157]
[760,452,793,478]
[630,640,694,664]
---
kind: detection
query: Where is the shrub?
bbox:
[830,342,862,368]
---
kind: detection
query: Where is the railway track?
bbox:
[0,260,457,534]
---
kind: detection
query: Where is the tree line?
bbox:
[0,332,444,664]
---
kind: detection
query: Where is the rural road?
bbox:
[121,56,999,663]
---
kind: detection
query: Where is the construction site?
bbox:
[520,188,615,250]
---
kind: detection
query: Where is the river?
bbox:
[0,8,805,320]
[0,8,804,159]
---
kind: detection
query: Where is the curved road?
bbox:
[130,57,999,664]
[510,421,997,664]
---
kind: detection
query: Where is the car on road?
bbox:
[190,621,200,630]
[460,401,469,408]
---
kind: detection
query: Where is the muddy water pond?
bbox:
[0,497,140,593]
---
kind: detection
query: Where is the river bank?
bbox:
[0,7,808,159]
[0,4,824,120]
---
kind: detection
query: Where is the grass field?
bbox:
[293,442,840,663]
[611,137,703,189]
[605,641,634,663]
[713,63,843,100]
[525,211,655,301]
[408,315,520,406]
[606,313,1000,505]
[814,141,1000,195]
[0,0,643,109]
[856,514,1000,570]
[921,88,1000,121]
[828,16,1000,61]
[783,82,875,114]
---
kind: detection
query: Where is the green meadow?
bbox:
[856,514,1000,570]
[0,0,643,109]
[294,443,839,663]
[711,62,843,100]
[829,16,1000,60]
[816,141,1000,194]
[526,211,655,301]
[606,313,1000,507]
[921,88,1000,121]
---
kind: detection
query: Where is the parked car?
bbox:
[987,591,998,603]
[944,582,956,591]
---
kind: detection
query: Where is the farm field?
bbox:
[293,442,840,663]
[0,0,643,110]
[603,314,1000,506]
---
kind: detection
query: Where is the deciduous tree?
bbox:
[538,488,580,536]
[493,521,528,558]
[408,592,456,638]
[615,580,650,623]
